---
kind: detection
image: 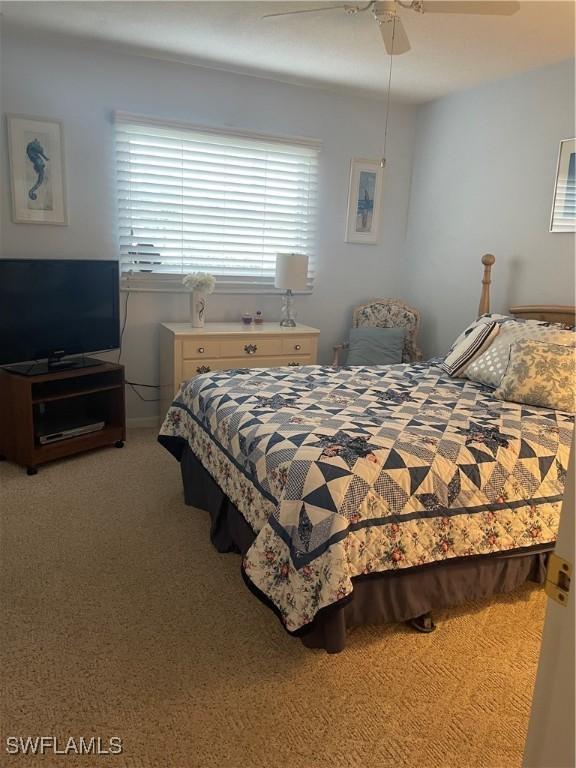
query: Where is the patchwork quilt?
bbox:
[159,362,573,633]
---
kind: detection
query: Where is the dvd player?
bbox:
[37,421,105,445]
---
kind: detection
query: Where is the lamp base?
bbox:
[279,289,297,327]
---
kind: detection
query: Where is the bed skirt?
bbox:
[178,444,549,653]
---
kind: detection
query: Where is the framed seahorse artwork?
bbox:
[7,115,68,225]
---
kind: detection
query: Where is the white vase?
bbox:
[190,290,207,328]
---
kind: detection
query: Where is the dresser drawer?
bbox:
[182,359,227,379]
[223,355,312,369]
[182,355,312,380]
[281,337,315,356]
[275,356,311,368]
[182,339,221,359]
[219,338,282,358]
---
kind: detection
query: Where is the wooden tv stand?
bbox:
[0,361,126,475]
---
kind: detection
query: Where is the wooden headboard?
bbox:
[478,253,496,316]
[478,254,576,326]
[510,305,576,326]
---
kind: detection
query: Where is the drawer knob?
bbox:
[244,344,258,355]
[198,347,205,354]
[196,365,211,374]
[294,344,301,351]
[288,361,300,367]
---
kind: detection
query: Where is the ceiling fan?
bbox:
[261,1,520,56]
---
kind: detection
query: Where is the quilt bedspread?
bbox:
[159,362,573,633]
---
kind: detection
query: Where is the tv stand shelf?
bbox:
[0,361,126,475]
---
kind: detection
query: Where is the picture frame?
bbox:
[345,158,384,244]
[7,114,68,225]
[550,137,575,233]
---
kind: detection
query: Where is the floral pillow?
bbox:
[494,339,576,413]
[464,321,575,388]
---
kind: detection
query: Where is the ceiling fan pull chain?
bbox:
[381,11,397,165]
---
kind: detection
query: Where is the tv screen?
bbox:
[0,259,120,366]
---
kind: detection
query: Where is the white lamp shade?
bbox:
[274,253,308,290]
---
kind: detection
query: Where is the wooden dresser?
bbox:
[159,322,320,419]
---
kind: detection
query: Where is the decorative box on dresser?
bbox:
[159,322,320,420]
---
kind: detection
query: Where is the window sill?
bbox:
[121,274,313,295]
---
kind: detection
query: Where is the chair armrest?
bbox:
[405,346,424,363]
[332,342,349,366]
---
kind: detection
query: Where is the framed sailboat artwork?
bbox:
[345,158,384,245]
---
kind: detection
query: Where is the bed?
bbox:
[159,255,575,652]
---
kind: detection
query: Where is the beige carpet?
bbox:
[0,428,545,768]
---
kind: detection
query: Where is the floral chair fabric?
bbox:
[333,299,422,365]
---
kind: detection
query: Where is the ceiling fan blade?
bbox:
[377,13,411,55]
[261,5,350,19]
[420,1,520,15]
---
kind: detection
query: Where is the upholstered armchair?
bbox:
[332,298,423,366]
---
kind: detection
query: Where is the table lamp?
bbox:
[275,253,308,327]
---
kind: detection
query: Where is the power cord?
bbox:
[117,289,161,401]
[127,382,160,403]
[126,381,159,388]
[117,290,130,363]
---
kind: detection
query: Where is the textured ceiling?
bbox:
[2,1,575,102]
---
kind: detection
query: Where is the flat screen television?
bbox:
[0,259,120,374]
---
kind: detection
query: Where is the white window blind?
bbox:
[550,139,576,233]
[115,114,319,291]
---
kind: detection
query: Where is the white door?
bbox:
[523,439,575,768]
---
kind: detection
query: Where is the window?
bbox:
[115,113,319,291]
[550,138,576,233]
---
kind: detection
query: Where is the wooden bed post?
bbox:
[478,254,495,318]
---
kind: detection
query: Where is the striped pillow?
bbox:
[447,313,509,354]
[441,321,499,378]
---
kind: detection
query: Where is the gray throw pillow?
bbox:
[346,327,405,366]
